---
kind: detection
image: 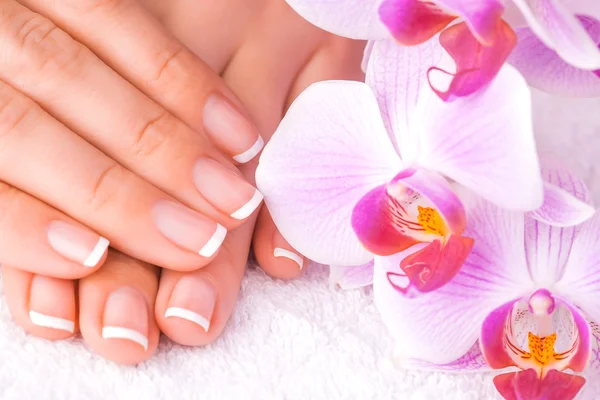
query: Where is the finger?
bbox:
[78,250,159,365]
[155,215,254,345]
[0,181,108,278]
[0,2,262,227]
[3,267,78,340]
[22,0,264,163]
[0,80,225,271]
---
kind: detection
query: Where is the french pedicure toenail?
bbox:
[203,94,264,163]
[29,311,75,333]
[164,276,216,332]
[47,221,109,267]
[152,200,227,257]
[193,158,263,221]
[29,275,75,332]
[274,248,304,270]
[102,287,149,351]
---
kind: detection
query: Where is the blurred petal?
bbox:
[508,18,600,97]
[366,38,444,159]
[398,234,474,293]
[511,1,600,70]
[565,0,600,21]
[329,261,374,290]
[416,64,543,211]
[256,81,401,266]
[436,0,505,44]
[494,369,586,400]
[427,21,517,101]
[528,182,595,227]
[587,321,600,373]
[378,0,456,45]
[525,155,593,286]
[373,195,532,364]
[556,213,600,324]
[399,342,490,371]
[285,0,389,40]
[352,168,466,256]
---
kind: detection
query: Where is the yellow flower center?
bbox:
[417,206,447,236]
[524,332,557,366]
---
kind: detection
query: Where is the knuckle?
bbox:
[0,183,21,231]
[0,84,39,144]
[86,163,126,214]
[129,110,175,162]
[61,0,123,17]
[147,45,187,88]
[4,9,87,83]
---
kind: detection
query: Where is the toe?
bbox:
[252,207,305,280]
[3,266,77,340]
[78,250,159,365]
[156,223,251,346]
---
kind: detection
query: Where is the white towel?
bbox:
[0,90,599,400]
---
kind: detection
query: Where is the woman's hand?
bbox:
[0,0,265,279]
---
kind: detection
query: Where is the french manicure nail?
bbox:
[47,221,109,267]
[203,94,264,163]
[102,287,149,350]
[153,200,227,257]
[274,248,304,270]
[164,275,216,332]
[29,310,75,333]
[193,158,263,220]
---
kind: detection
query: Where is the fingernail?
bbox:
[164,275,216,332]
[102,287,149,351]
[29,275,76,333]
[193,158,263,220]
[47,221,109,267]
[203,94,264,163]
[153,201,227,257]
[274,248,304,270]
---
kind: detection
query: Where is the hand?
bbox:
[2,0,365,364]
[0,0,265,280]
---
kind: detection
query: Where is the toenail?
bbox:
[274,248,304,270]
[102,287,149,350]
[164,275,216,332]
[152,201,227,257]
[29,310,74,333]
[29,275,75,332]
[47,221,109,267]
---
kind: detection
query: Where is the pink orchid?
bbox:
[285,0,600,98]
[374,161,597,400]
[256,39,545,294]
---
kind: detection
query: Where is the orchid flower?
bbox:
[374,161,597,400]
[256,39,545,295]
[285,0,600,98]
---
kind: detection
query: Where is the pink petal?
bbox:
[365,38,444,159]
[435,0,505,44]
[528,182,595,227]
[373,195,532,365]
[508,17,600,97]
[416,63,544,212]
[480,300,520,370]
[351,168,466,256]
[525,154,593,286]
[378,0,456,46]
[587,321,600,373]
[329,261,375,290]
[561,302,593,373]
[512,0,600,69]
[285,0,389,40]
[400,342,490,371]
[256,81,401,266]
[556,213,600,324]
[427,20,517,101]
[494,369,586,400]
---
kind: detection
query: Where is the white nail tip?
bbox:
[29,310,75,333]
[233,136,264,164]
[274,248,304,270]
[83,237,110,267]
[102,326,148,351]
[199,224,227,257]
[165,307,210,332]
[230,189,264,220]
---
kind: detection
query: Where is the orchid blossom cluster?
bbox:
[256,1,600,399]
